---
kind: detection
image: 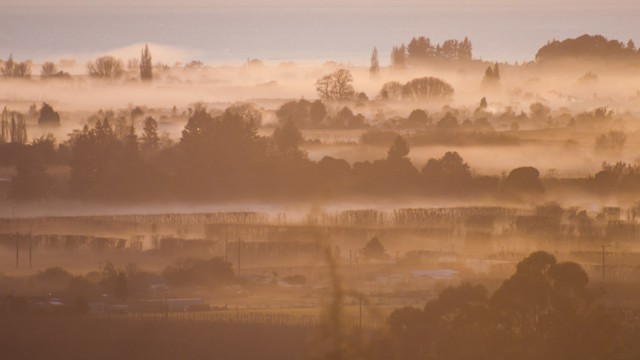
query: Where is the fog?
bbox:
[2,30,640,360]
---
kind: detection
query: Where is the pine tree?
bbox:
[141,116,160,151]
[140,44,153,81]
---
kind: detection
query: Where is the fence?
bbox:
[100,309,381,330]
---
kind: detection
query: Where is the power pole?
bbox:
[602,244,605,283]
[359,295,363,330]
[237,238,241,275]
[15,231,19,271]
[29,232,32,272]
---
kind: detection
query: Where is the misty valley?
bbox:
[2,32,640,359]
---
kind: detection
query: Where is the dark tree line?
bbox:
[391,36,473,68]
[536,34,640,63]
[368,251,640,360]
[4,103,637,202]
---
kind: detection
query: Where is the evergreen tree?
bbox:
[140,116,160,151]
[140,44,153,81]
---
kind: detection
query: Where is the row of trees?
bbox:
[379,77,454,101]
[6,103,549,201]
[365,251,639,359]
[390,36,473,68]
[0,45,153,80]
[315,69,455,103]
[6,102,634,202]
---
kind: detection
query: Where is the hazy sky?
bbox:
[1,0,638,64]
[2,0,638,7]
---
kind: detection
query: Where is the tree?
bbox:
[363,237,387,259]
[310,100,327,125]
[404,109,430,128]
[482,63,500,88]
[370,47,380,75]
[140,44,153,81]
[276,99,312,127]
[315,69,355,101]
[391,44,407,68]
[407,36,431,63]
[378,81,403,100]
[501,166,545,198]
[536,34,640,62]
[595,130,626,154]
[402,77,454,101]
[530,102,550,120]
[40,62,57,78]
[387,135,410,161]
[421,151,472,194]
[2,55,31,78]
[225,102,262,128]
[140,116,160,151]
[88,56,124,79]
[479,97,488,110]
[273,119,304,153]
[38,103,60,127]
[9,113,27,144]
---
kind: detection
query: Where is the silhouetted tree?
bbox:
[310,100,327,125]
[391,45,407,68]
[88,56,124,79]
[140,116,160,151]
[2,55,31,78]
[40,62,57,78]
[140,44,153,81]
[363,237,387,259]
[530,102,551,120]
[536,34,640,62]
[404,109,430,128]
[402,77,454,101]
[502,166,545,198]
[315,69,355,101]
[378,81,403,100]
[421,151,472,194]
[273,119,304,153]
[387,136,410,161]
[38,103,60,127]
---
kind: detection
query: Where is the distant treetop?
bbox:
[535,34,640,63]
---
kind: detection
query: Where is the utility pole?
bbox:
[29,232,32,272]
[237,238,241,275]
[602,244,605,283]
[15,231,19,271]
[359,295,363,330]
